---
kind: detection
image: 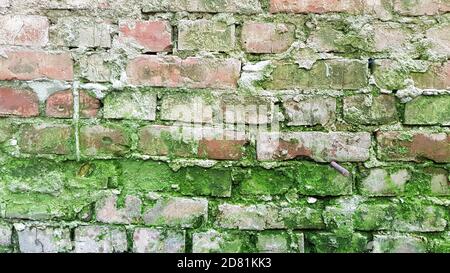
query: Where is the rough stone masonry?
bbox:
[0,0,449,253]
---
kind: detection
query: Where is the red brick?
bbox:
[80,125,131,157]
[79,91,101,118]
[241,23,295,53]
[126,56,241,89]
[0,51,73,81]
[377,132,450,163]
[18,124,74,155]
[119,20,172,52]
[0,88,39,117]
[46,90,73,118]
[270,0,364,14]
[198,139,247,160]
[393,0,450,16]
[45,90,100,118]
[0,15,49,46]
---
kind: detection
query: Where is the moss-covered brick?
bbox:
[138,125,198,157]
[181,167,232,197]
[103,91,157,121]
[143,197,208,228]
[142,0,263,13]
[373,59,410,90]
[18,123,74,155]
[411,61,450,90]
[178,20,235,52]
[121,161,232,197]
[295,162,353,196]
[234,167,295,195]
[353,201,447,232]
[343,94,398,125]
[192,230,250,253]
[80,124,132,157]
[263,60,368,90]
[376,131,450,163]
[0,159,116,221]
[120,160,181,193]
[430,232,450,253]
[256,232,304,253]
[404,96,450,125]
[306,232,369,253]
[372,234,427,253]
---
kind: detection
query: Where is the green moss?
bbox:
[181,167,232,197]
[296,162,353,196]
[233,167,295,195]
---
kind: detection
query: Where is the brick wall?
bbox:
[0,0,449,253]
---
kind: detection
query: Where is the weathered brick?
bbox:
[0,15,49,46]
[16,226,72,253]
[257,132,371,162]
[372,59,410,90]
[270,0,365,14]
[46,90,100,119]
[359,168,411,196]
[221,95,275,125]
[217,203,324,230]
[126,56,241,89]
[354,202,447,232]
[178,20,235,52]
[373,23,411,52]
[121,161,232,197]
[51,17,112,48]
[0,159,116,220]
[45,90,73,118]
[133,228,185,253]
[192,230,246,253]
[404,96,450,125]
[241,22,294,54]
[256,232,304,253]
[79,91,101,118]
[425,24,450,56]
[343,94,398,125]
[142,0,262,14]
[234,167,295,196]
[264,60,368,90]
[372,234,427,253]
[411,61,450,90]
[427,168,450,196]
[0,51,73,81]
[143,197,208,228]
[119,20,172,52]
[377,131,450,163]
[296,162,353,196]
[393,0,450,15]
[104,91,157,121]
[79,54,111,82]
[95,194,142,224]
[0,222,12,247]
[18,124,74,155]
[79,124,131,157]
[160,94,215,123]
[283,96,336,126]
[0,88,39,118]
[138,125,248,160]
[307,232,369,253]
[217,203,267,230]
[74,225,127,253]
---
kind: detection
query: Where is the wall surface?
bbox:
[0,0,449,253]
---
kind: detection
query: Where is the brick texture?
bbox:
[0,0,448,254]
